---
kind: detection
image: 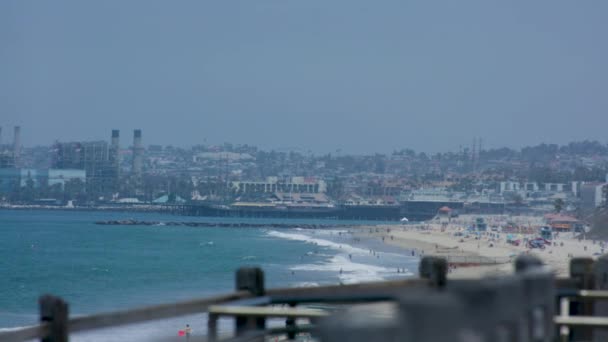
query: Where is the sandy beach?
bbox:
[353,215,604,278]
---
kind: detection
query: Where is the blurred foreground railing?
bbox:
[4,254,608,341]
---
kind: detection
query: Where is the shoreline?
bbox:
[351,215,604,278]
[351,225,513,278]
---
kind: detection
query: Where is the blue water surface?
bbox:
[0,209,415,330]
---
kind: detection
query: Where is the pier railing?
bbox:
[4,255,608,342]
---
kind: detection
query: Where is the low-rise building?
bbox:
[544,213,582,232]
[580,182,608,213]
[0,168,85,194]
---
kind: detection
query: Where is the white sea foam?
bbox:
[0,325,34,332]
[293,282,320,287]
[292,255,391,284]
[266,230,368,255]
[267,229,414,284]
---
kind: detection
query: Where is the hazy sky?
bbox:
[1,1,607,153]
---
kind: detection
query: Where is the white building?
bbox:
[580,182,608,211]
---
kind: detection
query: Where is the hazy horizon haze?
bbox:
[2,1,607,154]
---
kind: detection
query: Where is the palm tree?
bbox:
[554,198,564,213]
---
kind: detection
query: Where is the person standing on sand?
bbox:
[185,324,192,341]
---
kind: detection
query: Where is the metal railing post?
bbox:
[39,295,68,342]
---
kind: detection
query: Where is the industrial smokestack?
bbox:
[13,126,21,163]
[108,129,121,188]
[111,129,119,146]
[109,129,120,167]
[0,126,2,145]
[132,129,143,176]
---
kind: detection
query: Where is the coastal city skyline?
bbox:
[1,124,607,155]
[3,1,608,340]
[2,124,607,216]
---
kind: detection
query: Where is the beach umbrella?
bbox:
[400,217,409,222]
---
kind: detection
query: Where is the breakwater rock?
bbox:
[94,220,356,229]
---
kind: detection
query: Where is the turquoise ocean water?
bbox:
[1,209,417,341]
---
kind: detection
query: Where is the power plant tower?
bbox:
[13,126,21,166]
[109,130,120,165]
[109,129,120,181]
[132,129,143,176]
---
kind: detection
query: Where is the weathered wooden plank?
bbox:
[556,316,608,327]
[266,278,427,302]
[0,324,49,342]
[209,305,327,318]
[68,292,249,333]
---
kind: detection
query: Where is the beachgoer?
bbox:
[185,324,192,341]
